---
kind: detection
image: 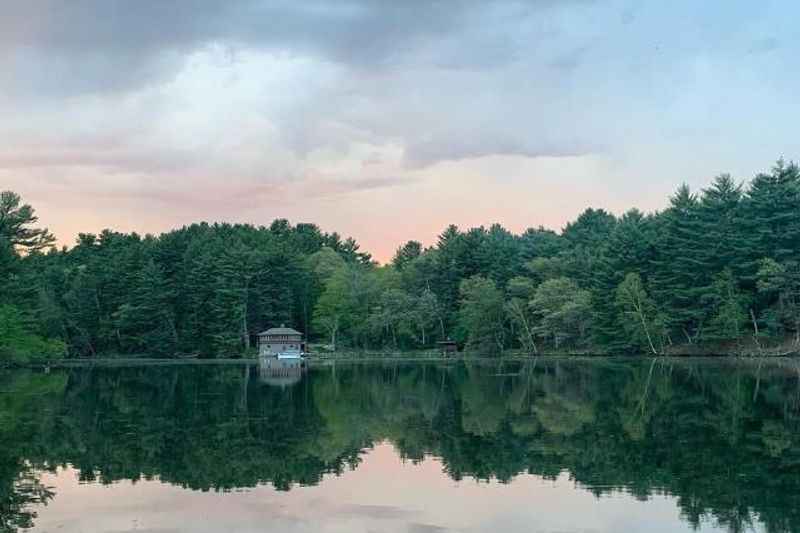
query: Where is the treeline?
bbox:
[1,158,800,359]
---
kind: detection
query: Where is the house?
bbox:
[258,325,305,357]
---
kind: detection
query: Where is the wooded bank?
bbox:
[2,159,800,361]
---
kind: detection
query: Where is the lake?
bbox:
[1,358,799,533]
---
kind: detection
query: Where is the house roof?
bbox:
[258,326,303,336]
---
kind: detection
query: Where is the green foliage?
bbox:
[705,269,749,343]
[2,360,800,532]
[591,209,657,351]
[649,184,706,341]
[0,305,64,362]
[0,191,55,253]
[505,276,538,354]
[0,237,17,303]
[756,259,800,342]
[392,240,422,271]
[2,157,800,358]
[741,160,800,268]
[313,261,379,349]
[698,175,745,277]
[114,260,177,356]
[530,277,592,349]
[458,276,506,354]
[615,273,666,355]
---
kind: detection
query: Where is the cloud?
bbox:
[303,175,409,198]
[0,1,567,98]
[1,0,799,259]
[0,146,193,173]
[404,138,599,169]
[0,0,731,174]
[408,524,449,533]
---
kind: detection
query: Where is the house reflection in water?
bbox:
[258,357,306,387]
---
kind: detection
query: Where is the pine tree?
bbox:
[740,160,800,273]
[649,185,706,343]
[756,259,800,344]
[704,269,749,343]
[115,260,178,356]
[0,191,55,252]
[518,226,566,263]
[181,241,218,356]
[432,225,468,333]
[62,265,102,356]
[697,175,745,275]
[209,246,252,357]
[592,210,657,351]
[561,208,617,287]
[691,175,749,343]
[457,275,506,355]
[0,237,18,305]
[392,241,423,271]
[480,224,522,288]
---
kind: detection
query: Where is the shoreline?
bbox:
[3,351,799,370]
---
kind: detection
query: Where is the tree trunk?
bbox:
[750,308,763,356]
[521,316,537,355]
[242,306,250,349]
[634,293,658,355]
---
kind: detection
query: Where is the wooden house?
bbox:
[257,325,305,357]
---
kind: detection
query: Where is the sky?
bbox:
[1,1,798,262]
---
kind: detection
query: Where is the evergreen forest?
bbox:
[3,159,800,360]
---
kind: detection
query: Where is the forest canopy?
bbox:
[2,159,800,360]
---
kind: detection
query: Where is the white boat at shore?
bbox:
[276,351,305,360]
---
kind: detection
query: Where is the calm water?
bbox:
[1,358,799,533]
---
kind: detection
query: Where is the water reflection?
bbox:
[258,357,306,388]
[0,358,799,532]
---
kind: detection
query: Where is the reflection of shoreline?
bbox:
[258,358,306,387]
[24,449,704,533]
[14,355,800,375]
[2,359,799,533]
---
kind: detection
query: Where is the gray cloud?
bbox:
[303,175,409,198]
[404,138,599,169]
[1,0,609,173]
[1,1,570,97]
[1,0,798,225]
[408,523,450,533]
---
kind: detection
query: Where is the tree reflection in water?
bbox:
[0,358,799,532]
